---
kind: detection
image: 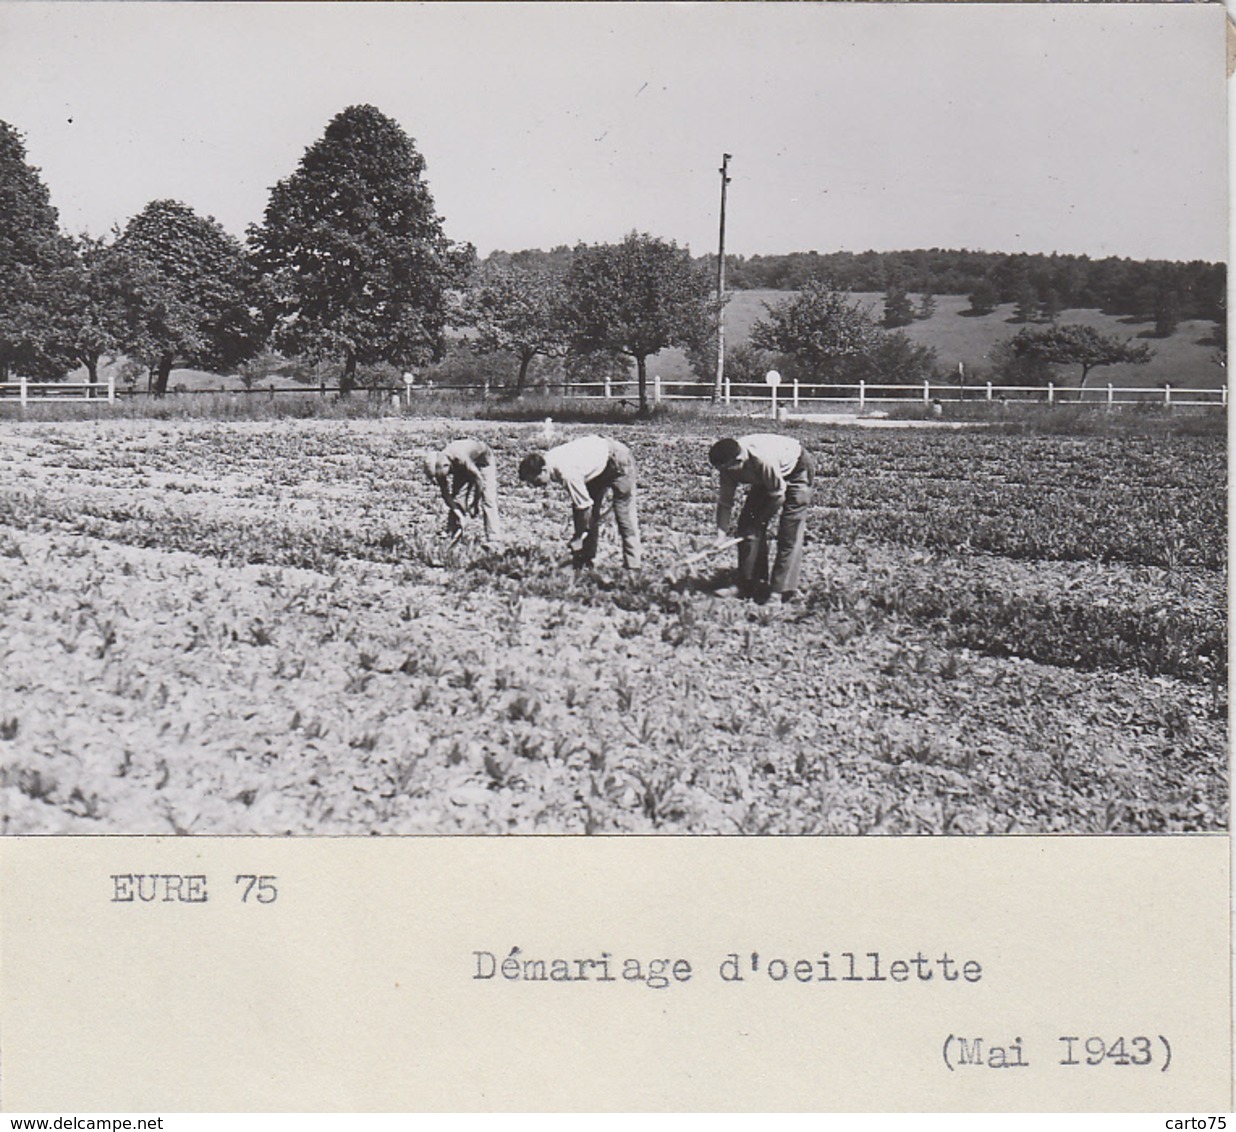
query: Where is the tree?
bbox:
[854,332,939,390]
[564,232,714,414]
[1153,284,1182,339]
[54,234,130,387]
[720,342,780,388]
[1011,324,1152,392]
[1040,288,1063,323]
[749,279,879,384]
[460,263,569,395]
[988,338,1057,390]
[562,346,631,397]
[249,104,473,397]
[1012,276,1039,324]
[881,278,915,329]
[916,290,937,321]
[112,200,259,396]
[967,278,999,316]
[0,120,78,379]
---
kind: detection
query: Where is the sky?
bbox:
[0,1,1227,263]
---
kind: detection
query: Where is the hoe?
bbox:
[663,536,741,585]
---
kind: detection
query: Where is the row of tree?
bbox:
[486,246,1226,329]
[720,248,1226,326]
[2,107,725,410]
[0,105,1202,410]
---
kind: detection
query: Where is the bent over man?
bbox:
[708,432,814,604]
[424,437,502,545]
[518,435,641,569]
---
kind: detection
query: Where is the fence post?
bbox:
[1223,385,1228,407]
[986,382,992,402]
[1047,382,1055,406]
[654,374,662,403]
[792,379,799,409]
[19,376,27,408]
[107,370,116,405]
[923,380,930,407]
[1106,383,1113,407]
[724,377,731,405]
[1164,384,1172,407]
[859,380,865,409]
[604,376,612,400]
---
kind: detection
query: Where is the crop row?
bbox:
[0,477,1223,686]
[17,423,1226,573]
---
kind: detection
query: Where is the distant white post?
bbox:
[402,371,414,408]
[1047,382,1055,406]
[792,379,800,409]
[1106,383,1113,407]
[765,369,781,418]
[923,380,930,407]
[19,376,27,408]
[1164,384,1172,407]
[859,380,866,409]
[986,382,993,401]
[654,374,662,404]
[107,370,116,404]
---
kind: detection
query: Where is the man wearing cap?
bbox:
[518,435,641,569]
[708,433,814,604]
[424,437,502,545]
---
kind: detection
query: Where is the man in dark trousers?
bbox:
[424,437,502,545]
[518,434,641,569]
[708,432,814,604]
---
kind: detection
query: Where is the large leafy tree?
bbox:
[565,232,714,415]
[749,278,879,384]
[1011,323,1152,391]
[0,120,78,379]
[460,263,569,395]
[53,234,131,387]
[249,104,473,396]
[113,200,259,396]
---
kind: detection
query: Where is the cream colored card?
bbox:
[0,0,1230,1115]
[1,836,1231,1111]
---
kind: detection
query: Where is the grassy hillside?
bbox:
[653,290,1226,392]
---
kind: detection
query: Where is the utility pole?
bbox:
[713,153,732,403]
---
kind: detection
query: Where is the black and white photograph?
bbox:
[0,0,1226,840]
[0,1,1231,1117]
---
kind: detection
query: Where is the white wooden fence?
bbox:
[0,372,1225,412]
[565,376,1228,411]
[0,373,116,405]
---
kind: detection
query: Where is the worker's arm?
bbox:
[568,506,591,553]
[434,473,459,510]
[557,469,593,513]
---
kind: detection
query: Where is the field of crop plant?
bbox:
[0,410,1225,834]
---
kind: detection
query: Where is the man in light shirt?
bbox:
[708,432,815,604]
[518,435,642,569]
[424,437,502,545]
